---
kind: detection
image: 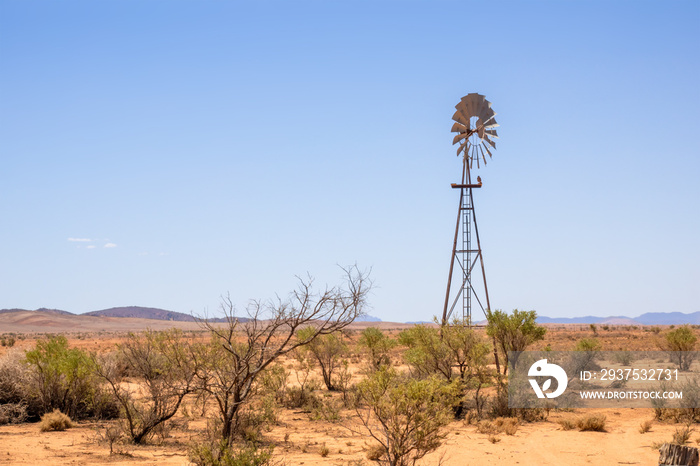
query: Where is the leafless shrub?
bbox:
[94,329,197,444]
[194,265,371,444]
[0,402,27,425]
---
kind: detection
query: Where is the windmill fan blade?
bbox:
[484,118,499,129]
[455,99,469,115]
[452,111,471,128]
[475,99,489,122]
[483,135,496,149]
[485,129,499,138]
[453,133,468,145]
[483,144,493,159]
[479,108,495,124]
[480,145,489,166]
[479,112,496,126]
[451,122,467,133]
[463,95,479,117]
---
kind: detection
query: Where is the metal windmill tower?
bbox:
[441,93,498,326]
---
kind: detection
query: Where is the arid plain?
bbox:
[0,311,694,465]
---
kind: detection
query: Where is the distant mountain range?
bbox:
[0,306,382,324]
[0,306,231,323]
[3,306,700,326]
[534,311,700,326]
[356,315,382,322]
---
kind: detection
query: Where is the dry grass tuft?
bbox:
[40,409,73,432]
[672,424,693,445]
[558,419,577,431]
[639,420,653,434]
[576,415,607,432]
[477,417,519,436]
[366,443,384,461]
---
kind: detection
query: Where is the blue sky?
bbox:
[1,1,698,322]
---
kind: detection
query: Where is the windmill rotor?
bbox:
[451,93,499,168]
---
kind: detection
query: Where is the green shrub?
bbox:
[358,327,395,370]
[574,338,601,352]
[355,367,459,466]
[665,326,698,370]
[24,335,111,420]
[40,409,73,432]
[297,327,347,391]
[188,440,274,466]
[485,309,546,375]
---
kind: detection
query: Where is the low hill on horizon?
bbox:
[0,307,74,316]
[84,306,199,322]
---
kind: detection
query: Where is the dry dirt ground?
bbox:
[0,315,693,465]
[0,407,680,465]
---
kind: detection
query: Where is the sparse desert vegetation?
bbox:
[2,304,700,464]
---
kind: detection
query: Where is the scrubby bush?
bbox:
[0,402,27,425]
[570,337,601,373]
[358,327,395,371]
[0,336,16,347]
[485,309,546,375]
[0,349,37,422]
[297,327,347,391]
[354,367,459,466]
[664,326,697,370]
[39,409,73,432]
[398,320,493,420]
[95,329,197,444]
[398,325,452,381]
[193,267,370,445]
[189,439,274,466]
[24,335,114,420]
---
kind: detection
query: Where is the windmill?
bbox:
[441,93,498,326]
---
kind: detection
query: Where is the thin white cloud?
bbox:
[68,237,92,242]
[86,245,96,249]
[104,243,117,248]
